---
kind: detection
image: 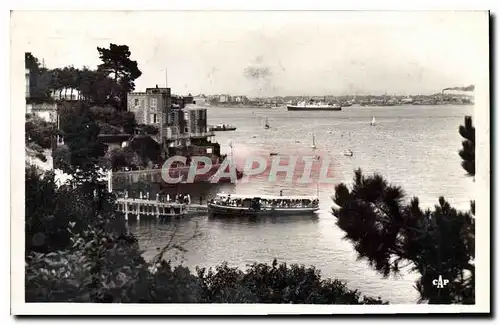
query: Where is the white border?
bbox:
[7,303,489,315]
[8,3,492,316]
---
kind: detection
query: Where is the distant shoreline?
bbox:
[206,104,281,109]
[204,103,474,109]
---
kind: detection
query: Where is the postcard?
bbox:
[11,9,490,315]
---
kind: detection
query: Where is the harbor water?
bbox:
[127,104,474,304]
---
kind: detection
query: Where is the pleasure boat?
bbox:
[207,193,320,217]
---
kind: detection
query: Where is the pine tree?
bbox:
[332,116,476,304]
[97,44,142,110]
[58,102,106,178]
[459,116,475,177]
[25,52,52,102]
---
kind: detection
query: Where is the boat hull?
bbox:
[208,203,319,217]
[287,105,341,111]
[210,127,237,131]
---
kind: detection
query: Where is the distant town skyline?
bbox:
[14,11,487,97]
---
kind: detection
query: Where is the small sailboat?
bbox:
[311,133,317,149]
[265,117,270,129]
[370,116,376,126]
[343,149,353,157]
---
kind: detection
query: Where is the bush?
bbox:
[25,117,57,149]
[129,136,161,166]
[137,124,159,135]
[25,165,116,255]
[90,106,137,134]
[52,144,71,171]
[26,242,386,304]
[108,147,135,171]
[196,260,386,304]
[99,123,123,135]
[26,142,47,162]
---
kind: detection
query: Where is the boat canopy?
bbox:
[215,193,318,201]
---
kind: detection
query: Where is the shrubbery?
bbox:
[25,115,57,149]
[26,221,386,304]
[137,124,159,135]
[25,166,386,304]
[52,144,71,171]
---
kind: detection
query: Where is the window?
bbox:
[150,113,157,124]
[134,98,139,106]
[150,98,157,108]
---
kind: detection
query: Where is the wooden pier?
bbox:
[115,197,208,221]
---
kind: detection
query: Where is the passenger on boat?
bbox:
[211,197,317,209]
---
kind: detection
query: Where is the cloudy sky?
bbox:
[12,10,488,96]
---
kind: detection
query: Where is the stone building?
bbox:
[127,86,172,145]
[127,86,216,158]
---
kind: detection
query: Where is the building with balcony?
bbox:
[127,86,218,157]
[51,88,81,101]
[166,103,214,147]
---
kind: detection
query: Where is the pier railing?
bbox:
[115,197,208,221]
[166,130,215,141]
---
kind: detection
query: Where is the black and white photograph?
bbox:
[10,9,490,315]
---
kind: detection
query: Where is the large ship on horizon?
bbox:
[287,100,342,111]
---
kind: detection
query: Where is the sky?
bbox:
[12,10,489,97]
